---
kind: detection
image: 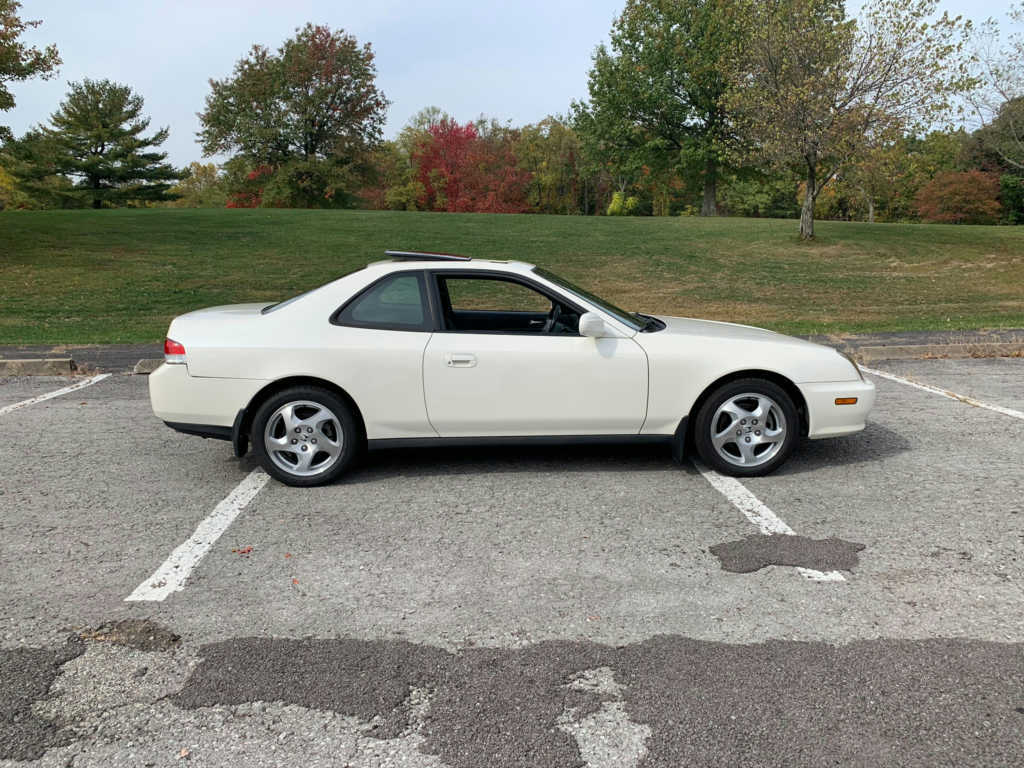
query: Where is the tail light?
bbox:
[164,338,187,364]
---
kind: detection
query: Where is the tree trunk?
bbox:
[92,197,102,210]
[800,163,816,240]
[867,197,875,223]
[700,157,718,217]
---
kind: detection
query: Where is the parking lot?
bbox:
[1,357,1022,767]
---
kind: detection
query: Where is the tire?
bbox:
[251,386,361,487]
[693,378,798,477]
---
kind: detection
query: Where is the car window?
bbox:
[335,273,429,330]
[437,275,580,335]
[444,277,552,313]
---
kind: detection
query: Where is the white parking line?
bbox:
[0,373,112,416]
[692,459,845,582]
[861,365,1024,421]
[125,468,270,602]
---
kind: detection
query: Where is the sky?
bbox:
[5,0,1021,168]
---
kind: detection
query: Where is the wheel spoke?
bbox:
[736,439,757,464]
[267,434,291,451]
[712,428,735,450]
[313,419,339,451]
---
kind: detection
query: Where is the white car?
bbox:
[150,251,875,486]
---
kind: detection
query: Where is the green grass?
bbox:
[1,208,1022,344]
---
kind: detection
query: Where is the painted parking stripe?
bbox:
[692,459,845,582]
[0,373,112,416]
[861,366,1024,421]
[125,468,270,602]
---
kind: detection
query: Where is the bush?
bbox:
[999,175,1024,224]
[914,171,1002,224]
[607,191,641,216]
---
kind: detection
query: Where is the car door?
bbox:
[327,270,438,439]
[422,271,648,436]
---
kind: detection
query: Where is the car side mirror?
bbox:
[578,312,607,338]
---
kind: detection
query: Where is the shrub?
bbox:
[914,171,1002,224]
[999,175,1024,224]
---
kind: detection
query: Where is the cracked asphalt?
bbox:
[1,357,1022,767]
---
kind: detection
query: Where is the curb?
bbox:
[132,358,164,375]
[0,358,74,376]
[852,342,1024,364]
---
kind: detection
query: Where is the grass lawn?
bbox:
[1,208,1022,344]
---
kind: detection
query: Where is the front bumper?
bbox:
[799,378,876,439]
[149,363,266,428]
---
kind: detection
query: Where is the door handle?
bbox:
[446,353,477,368]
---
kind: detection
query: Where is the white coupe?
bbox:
[150,251,875,486]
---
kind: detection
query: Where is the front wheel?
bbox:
[693,378,798,477]
[251,386,361,486]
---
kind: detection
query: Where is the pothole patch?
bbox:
[0,636,84,761]
[708,534,865,574]
[80,619,181,652]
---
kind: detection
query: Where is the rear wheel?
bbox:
[693,378,797,477]
[251,386,361,486]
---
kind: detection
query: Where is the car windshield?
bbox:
[532,267,644,331]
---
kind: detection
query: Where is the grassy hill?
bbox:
[1,208,1022,344]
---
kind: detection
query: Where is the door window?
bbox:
[438,275,579,334]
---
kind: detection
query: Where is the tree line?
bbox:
[2,0,1023,237]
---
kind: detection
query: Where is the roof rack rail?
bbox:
[386,250,471,262]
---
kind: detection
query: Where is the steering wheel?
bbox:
[542,303,562,333]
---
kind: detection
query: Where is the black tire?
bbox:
[693,378,798,477]
[251,386,362,487]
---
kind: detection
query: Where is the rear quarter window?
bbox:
[333,272,431,331]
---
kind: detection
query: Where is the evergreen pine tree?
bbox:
[42,78,179,208]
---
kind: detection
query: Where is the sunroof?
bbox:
[385,250,471,262]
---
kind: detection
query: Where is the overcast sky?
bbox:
[5,0,1020,167]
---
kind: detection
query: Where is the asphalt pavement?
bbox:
[1,358,1022,767]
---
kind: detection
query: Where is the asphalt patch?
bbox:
[708,534,866,573]
[79,619,181,652]
[172,635,1024,768]
[0,636,84,761]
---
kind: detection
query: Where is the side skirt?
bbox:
[367,434,674,451]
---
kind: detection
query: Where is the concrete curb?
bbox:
[132,358,164,375]
[853,342,1024,364]
[0,358,74,376]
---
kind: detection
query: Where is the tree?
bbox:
[167,162,226,208]
[584,0,745,216]
[914,170,1002,223]
[9,79,179,208]
[730,0,971,238]
[199,24,387,206]
[969,3,1024,171]
[515,117,583,214]
[411,118,530,213]
[1,0,60,140]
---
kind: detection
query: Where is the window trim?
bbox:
[330,270,437,332]
[428,270,586,336]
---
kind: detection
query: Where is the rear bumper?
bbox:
[149,363,266,428]
[799,378,876,439]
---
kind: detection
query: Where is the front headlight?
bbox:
[838,350,864,381]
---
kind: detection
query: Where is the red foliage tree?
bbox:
[914,170,1003,224]
[226,165,273,208]
[413,119,531,213]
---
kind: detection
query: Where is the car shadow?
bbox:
[345,442,675,484]
[341,421,910,484]
[770,421,912,477]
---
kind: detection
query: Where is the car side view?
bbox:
[150,251,875,486]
